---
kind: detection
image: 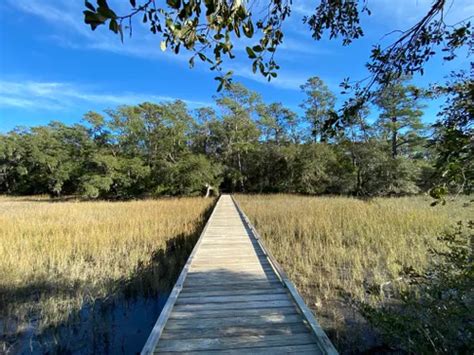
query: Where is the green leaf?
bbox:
[83,10,107,30]
[204,0,216,16]
[97,0,108,8]
[85,1,95,12]
[109,19,119,33]
[167,0,181,10]
[243,19,254,38]
[97,6,117,19]
[215,76,224,92]
[246,47,256,59]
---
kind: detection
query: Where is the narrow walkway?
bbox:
[143,195,337,354]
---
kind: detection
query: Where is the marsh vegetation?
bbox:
[237,194,473,352]
[0,196,213,353]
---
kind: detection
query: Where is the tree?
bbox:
[0,130,29,194]
[214,83,261,191]
[300,77,336,142]
[161,154,222,196]
[373,77,426,158]
[257,102,301,145]
[430,69,473,199]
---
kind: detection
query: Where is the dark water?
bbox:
[13,294,169,355]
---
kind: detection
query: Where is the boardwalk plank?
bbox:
[179,288,286,298]
[173,299,294,311]
[160,323,310,340]
[164,314,303,329]
[175,293,289,305]
[168,307,299,320]
[159,344,322,354]
[156,333,317,352]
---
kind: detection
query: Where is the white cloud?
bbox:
[8,0,93,38]
[0,80,211,111]
[368,0,474,28]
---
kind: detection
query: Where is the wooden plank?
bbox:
[197,244,261,250]
[173,299,294,312]
[189,264,273,271]
[197,244,260,249]
[156,333,317,352]
[179,282,282,293]
[179,287,287,299]
[190,255,268,263]
[175,293,289,305]
[183,278,280,288]
[158,344,322,354]
[191,257,270,264]
[163,313,303,330]
[168,307,299,320]
[183,276,279,286]
[194,253,266,259]
[160,323,310,340]
[186,271,273,279]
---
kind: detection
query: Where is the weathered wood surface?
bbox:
[142,195,337,354]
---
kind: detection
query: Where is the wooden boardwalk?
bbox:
[142,195,337,354]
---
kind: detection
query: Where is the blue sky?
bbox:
[0,0,472,132]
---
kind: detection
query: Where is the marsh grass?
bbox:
[236,194,473,351]
[0,196,214,351]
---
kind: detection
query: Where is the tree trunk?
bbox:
[391,117,398,158]
[237,152,245,191]
[205,184,212,198]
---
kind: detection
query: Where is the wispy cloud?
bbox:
[9,0,93,38]
[231,64,340,92]
[0,80,211,111]
[368,0,474,28]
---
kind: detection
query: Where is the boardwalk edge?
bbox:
[141,196,221,355]
[231,195,339,355]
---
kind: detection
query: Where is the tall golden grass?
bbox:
[236,194,473,350]
[0,196,213,347]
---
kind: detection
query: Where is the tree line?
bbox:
[0,74,471,199]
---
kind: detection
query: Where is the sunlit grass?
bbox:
[236,194,473,350]
[0,196,213,348]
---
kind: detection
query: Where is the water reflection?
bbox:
[15,294,169,354]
